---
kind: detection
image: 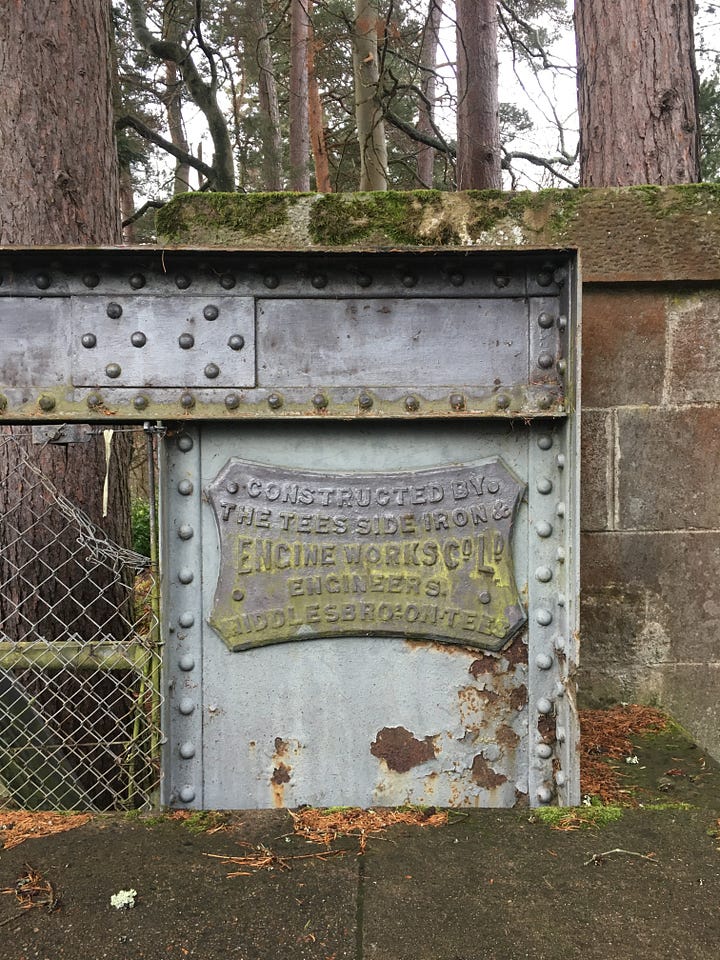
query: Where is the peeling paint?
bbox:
[509,684,528,711]
[471,755,508,789]
[496,724,521,750]
[469,656,502,677]
[370,726,437,773]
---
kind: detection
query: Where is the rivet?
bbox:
[81,333,97,349]
[555,770,566,787]
[536,521,553,538]
[449,272,465,286]
[556,502,566,518]
[178,655,195,672]
[496,395,510,410]
[538,396,552,410]
[535,566,553,583]
[106,302,122,319]
[178,612,195,628]
[177,434,194,452]
[557,593,566,607]
[486,480,500,494]
[178,479,194,496]
[401,274,417,288]
[178,697,195,715]
[556,547,566,563]
[312,393,328,410]
[479,591,491,605]
[536,609,553,627]
[226,481,239,494]
[537,477,553,495]
[404,395,419,412]
[204,363,220,379]
[536,743,553,759]
[131,331,147,347]
[493,272,510,288]
[558,314,568,331]
[175,274,192,289]
[180,392,195,409]
[228,334,245,351]
[556,454,566,469]
[179,786,196,803]
[450,393,465,411]
[225,393,240,409]
[220,274,235,290]
[105,362,122,379]
[263,274,279,289]
[311,274,327,289]
[537,353,554,370]
[358,392,374,410]
[129,273,145,290]
[537,785,553,804]
[203,304,219,321]
[538,311,554,328]
[35,273,51,290]
[356,273,372,288]
[537,435,553,450]
[536,269,554,287]
[87,393,102,408]
[178,333,194,350]
[133,395,148,410]
[536,653,553,670]
[82,273,100,288]
[232,589,245,602]
[178,524,194,541]
[179,742,196,760]
[556,726,567,743]
[267,393,283,410]
[38,395,56,412]
[557,359,567,375]
[178,567,194,584]
[554,635,566,652]
[537,697,553,714]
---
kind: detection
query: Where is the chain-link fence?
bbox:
[0,427,162,811]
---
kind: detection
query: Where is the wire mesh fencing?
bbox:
[0,427,162,811]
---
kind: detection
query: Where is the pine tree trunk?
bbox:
[0,0,133,642]
[353,0,388,191]
[249,0,284,191]
[417,0,443,188]
[289,0,311,191]
[165,60,191,195]
[307,0,332,193]
[576,0,700,185]
[455,0,501,190]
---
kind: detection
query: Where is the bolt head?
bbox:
[228,335,245,351]
[536,269,554,287]
[204,363,220,379]
[450,393,465,411]
[312,393,328,410]
[180,392,195,409]
[105,362,122,379]
[311,274,327,289]
[82,273,100,288]
[401,274,417,288]
[86,393,102,408]
[177,434,194,452]
[225,393,240,409]
[538,311,554,328]
[495,395,510,411]
[38,395,55,411]
[106,302,122,320]
[232,589,245,602]
[220,274,236,289]
[129,273,145,290]
[131,331,147,347]
[264,274,279,289]
[175,274,191,289]
[358,392,373,410]
[404,395,420,412]
[356,273,372,288]
[449,272,464,287]
[267,393,283,410]
[34,273,51,290]
[537,352,554,370]
[203,304,219,321]
[478,591,491,605]
[133,395,148,410]
[493,271,510,288]
[81,333,97,349]
[178,333,194,350]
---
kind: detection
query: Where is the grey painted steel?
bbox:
[0,248,569,421]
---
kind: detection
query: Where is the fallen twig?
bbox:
[205,846,348,877]
[0,864,60,912]
[583,848,658,867]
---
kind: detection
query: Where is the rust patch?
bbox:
[470,755,508,789]
[271,762,291,785]
[508,684,528,711]
[496,723,520,750]
[469,656,501,677]
[502,636,529,668]
[514,788,529,808]
[538,716,557,742]
[274,736,288,756]
[370,726,437,773]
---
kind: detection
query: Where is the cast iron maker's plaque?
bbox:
[207,458,526,652]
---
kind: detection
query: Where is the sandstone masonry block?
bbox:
[580,410,613,532]
[666,289,720,402]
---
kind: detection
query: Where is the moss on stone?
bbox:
[308,191,454,246]
[157,192,306,244]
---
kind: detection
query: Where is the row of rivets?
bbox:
[174,432,199,805]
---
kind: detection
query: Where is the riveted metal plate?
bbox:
[206,458,526,652]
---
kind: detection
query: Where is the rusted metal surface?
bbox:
[206,458,526,652]
[370,727,438,773]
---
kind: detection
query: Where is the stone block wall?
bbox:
[157,184,720,758]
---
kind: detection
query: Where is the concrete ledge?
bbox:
[156,184,720,282]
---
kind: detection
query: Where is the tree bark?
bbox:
[455,0,501,190]
[290,0,311,191]
[353,0,388,191]
[417,0,443,188]
[164,60,192,195]
[246,0,283,191]
[0,0,133,642]
[307,0,332,193]
[576,0,700,185]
